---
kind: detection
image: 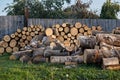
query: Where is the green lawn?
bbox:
[0,54,120,80]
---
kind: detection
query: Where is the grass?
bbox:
[0,54,120,80]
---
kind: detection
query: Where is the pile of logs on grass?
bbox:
[112,27,120,34]
[0,25,45,54]
[1,21,120,70]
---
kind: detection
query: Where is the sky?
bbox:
[0,0,120,18]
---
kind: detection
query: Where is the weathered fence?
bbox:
[28,19,120,32]
[0,16,24,39]
[0,16,120,39]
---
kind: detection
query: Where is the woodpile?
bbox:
[1,21,120,70]
[0,25,45,55]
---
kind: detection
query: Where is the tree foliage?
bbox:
[100,0,120,19]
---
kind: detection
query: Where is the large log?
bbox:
[9,39,17,48]
[50,56,83,64]
[6,47,12,53]
[70,27,78,36]
[83,49,120,64]
[96,34,120,47]
[2,41,8,48]
[45,28,53,36]
[9,50,32,60]
[78,36,96,49]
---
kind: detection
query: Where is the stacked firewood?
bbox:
[112,27,120,34]
[0,25,45,55]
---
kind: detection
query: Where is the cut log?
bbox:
[18,33,22,37]
[17,29,21,33]
[64,40,70,47]
[83,32,88,36]
[87,30,92,35]
[30,32,35,37]
[50,56,83,64]
[2,41,8,48]
[23,27,28,31]
[45,28,53,36]
[0,41,4,47]
[10,34,15,38]
[57,36,64,42]
[0,47,4,54]
[58,27,63,32]
[26,32,30,36]
[15,37,19,41]
[15,32,18,36]
[60,32,65,36]
[33,48,45,57]
[100,42,120,50]
[102,57,119,67]
[9,50,32,60]
[22,35,26,40]
[13,47,19,52]
[22,31,26,35]
[64,27,70,33]
[44,50,69,57]
[55,24,60,28]
[27,27,32,32]
[75,22,82,28]
[27,36,32,41]
[70,27,78,36]
[3,35,11,42]
[79,28,84,33]
[32,56,48,64]
[62,23,70,27]
[54,28,59,36]
[96,34,120,47]
[9,39,17,48]
[64,35,68,39]
[83,49,103,64]
[20,42,26,48]
[78,36,96,49]
[84,25,89,31]
[6,47,12,53]
[25,40,29,45]
[67,33,71,38]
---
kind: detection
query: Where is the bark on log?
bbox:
[103,64,120,70]
[32,56,48,64]
[19,55,31,63]
[50,56,83,64]
[96,34,120,47]
[33,48,45,57]
[78,36,96,49]
[44,50,69,57]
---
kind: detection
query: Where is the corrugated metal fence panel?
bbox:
[0,16,24,40]
[28,19,120,31]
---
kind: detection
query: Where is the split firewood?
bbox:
[50,56,83,64]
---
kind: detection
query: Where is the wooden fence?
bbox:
[28,19,120,32]
[0,16,120,39]
[0,16,24,40]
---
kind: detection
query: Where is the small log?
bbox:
[10,34,15,38]
[24,40,29,45]
[30,32,35,37]
[13,47,19,52]
[79,28,84,33]
[27,36,32,41]
[0,47,4,54]
[26,32,30,36]
[2,41,8,48]
[23,27,28,31]
[44,50,69,57]
[84,25,89,31]
[20,42,26,48]
[6,47,12,53]
[15,37,19,41]
[3,35,11,42]
[17,29,21,33]
[60,32,65,36]
[62,23,70,27]
[18,33,22,37]
[22,35,27,40]
[9,39,17,48]
[83,32,88,36]
[22,31,26,35]
[0,41,4,47]
[27,27,32,32]
[75,22,82,28]
[50,56,83,64]
[64,27,70,33]
[64,35,68,39]
[57,36,64,42]
[64,40,70,47]
[15,32,18,36]
[45,28,53,36]
[70,27,78,36]
[55,24,60,28]
[92,26,96,30]
[58,27,63,32]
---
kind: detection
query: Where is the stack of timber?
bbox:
[112,27,120,34]
[0,25,45,55]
